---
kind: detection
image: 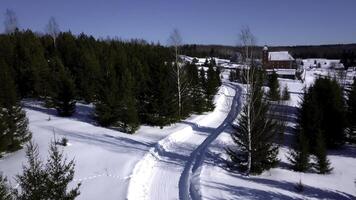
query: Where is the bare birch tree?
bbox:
[169,28,184,117]
[4,9,19,34]
[227,26,278,175]
[240,26,257,175]
[46,17,60,47]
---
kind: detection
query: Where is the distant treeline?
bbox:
[181,44,356,67]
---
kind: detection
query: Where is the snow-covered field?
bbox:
[0,100,198,200]
[1,67,355,200]
[199,68,356,200]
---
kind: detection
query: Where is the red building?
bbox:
[262,46,297,79]
[262,46,295,69]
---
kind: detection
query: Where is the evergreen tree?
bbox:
[300,78,346,149]
[288,129,311,172]
[313,131,332,174]
[45,141,80,199]
[267,71,280,101]
[227,71,279,174]
[205,65,219,110]
[346,78,356,143]
[117,68,139,133]
[52,63,76,117]
[282,85,290,101]
[0,59,31,152]
[95,65,121,127]
[187,64,205,114]
[14,141,47,200]
[0,173,13,200]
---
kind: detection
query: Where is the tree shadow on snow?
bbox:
[204,177,355,200]
[328,144,356,159]
[23,101,95,124]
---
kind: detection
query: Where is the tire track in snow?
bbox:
[126,82,241,200]
[179,83,242,200]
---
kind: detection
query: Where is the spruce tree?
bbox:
[347,78,356,143]
[0,174,13,200]
[0,59,31,152]
[45,141,80,199]
[95,65,121,127]
[205,65,219,110]
[300,78,346,149]
[314,131,332,174]
[188,64,205,114]
[288,129,311,172]
[52,60,76,117]
[267,71,280,101]
[282,85,290,101]
[15,142,47,200]
[227,71,279,174]
[117,68,139,133]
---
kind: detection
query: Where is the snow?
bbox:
[198,68,356,200]
[303,58,344,69]
[269,51,294,61]
[0,101,211,200]
[1,66,355,200]
[127,74,242,200]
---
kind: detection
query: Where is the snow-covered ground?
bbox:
[127,79,242,200]
[199,68,356,200]
[1,67,355,200]
[0,96,234,200]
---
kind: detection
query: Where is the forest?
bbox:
[0,29,221,154]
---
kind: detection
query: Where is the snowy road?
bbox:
[127,82,242,200]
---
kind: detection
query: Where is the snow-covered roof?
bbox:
[269,51,294,61]
[266,69,296,75]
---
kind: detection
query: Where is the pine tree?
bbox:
[347,78,356,143]
[282,85,290,101]
[95,65,121,127]
[205,65,219,110]
[44,141,80,199]
[267,71,280,101]
[15,141,47,200]
[188,64,205,114]
[117,68,139,133]
[300,78,346,149]
[0,174,13,200]
[0,59,31,152]
[227,71,279,174]
[52,60,76,117]
[288,130,311,172]
[314,131,332,174]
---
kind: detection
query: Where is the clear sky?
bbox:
[0,0,355,46]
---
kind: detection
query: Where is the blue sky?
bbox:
[1,0,356,46]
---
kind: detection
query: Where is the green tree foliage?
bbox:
[267,71,280,101]
[95,65,121,127]
[0,30,223,133]
[49,58,77,117]
[0,173,13,200]
[281,85,290,101]
[346,78,356,142]
[227,70,279,174]
[300,77,346,149]
[313,131,332,174]
[14,142,47,200]
[14,141,80,200]
[185,63,206,114]
[288,129,311,172]
[0,59,31,153]
[117,68,139,133]
[45,141,80,199]
[205,60,221,110]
